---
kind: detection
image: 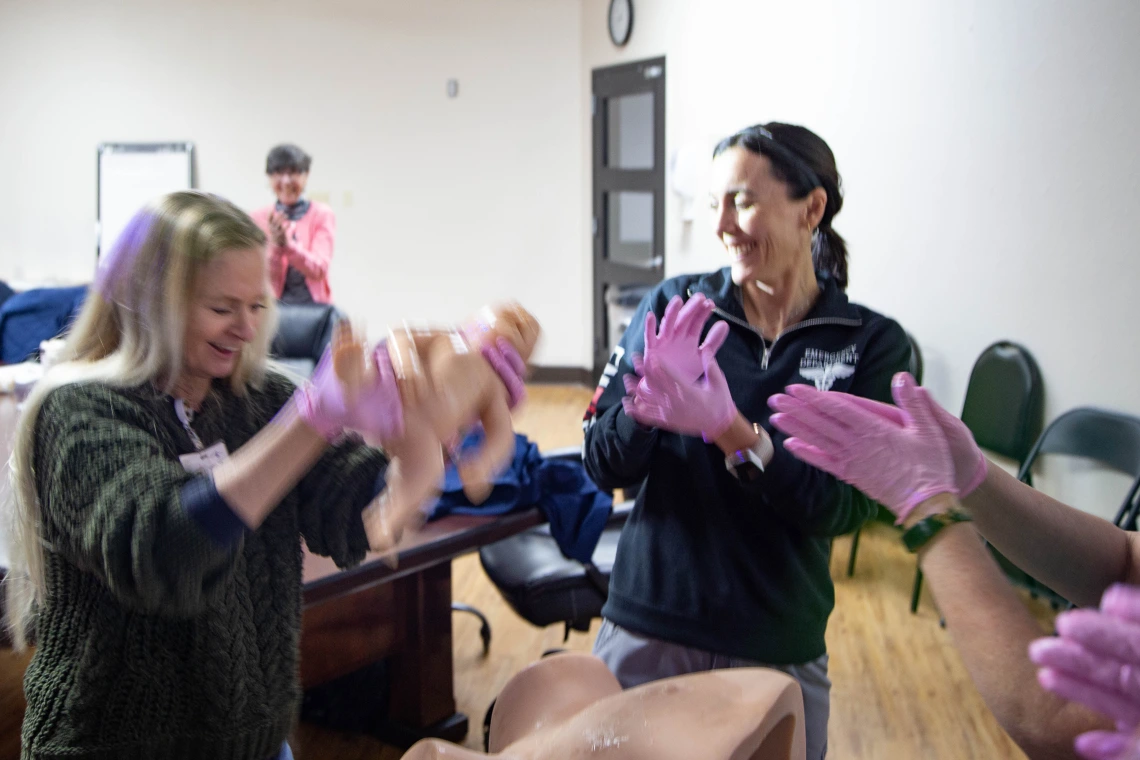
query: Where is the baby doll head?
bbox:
[464,302,540,362]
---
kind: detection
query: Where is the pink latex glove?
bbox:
[767,372,957,522]
[293,341,405,443]
[641,293,730,383]
[837,385,988,498]
[622,347,737,442]
[482,336,528,411]
[1073,731,1140,760]
[1030,584,1140,759]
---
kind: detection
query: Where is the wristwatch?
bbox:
[902,508,972,553]
[725,423,773,482]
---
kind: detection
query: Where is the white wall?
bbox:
[4,0,1140,505]
[582,0,1140,517]
[0,0,587,366]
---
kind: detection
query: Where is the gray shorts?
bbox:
[593,619,830,760]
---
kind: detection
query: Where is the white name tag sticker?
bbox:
[179,441,229,474]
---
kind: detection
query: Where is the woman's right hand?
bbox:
[294,339,405,443]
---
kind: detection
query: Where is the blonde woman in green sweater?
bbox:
[3,191,524,760]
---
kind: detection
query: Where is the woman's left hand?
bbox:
[1030,584,1140,760]
[622,348,737,442]
[641,293,729,384]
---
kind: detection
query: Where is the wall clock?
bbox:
[609,0,633,47]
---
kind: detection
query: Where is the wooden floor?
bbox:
[0,384,1057,759]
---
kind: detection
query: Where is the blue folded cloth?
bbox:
[429,431,613,564]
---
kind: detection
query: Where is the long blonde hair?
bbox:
[3,190,277,649]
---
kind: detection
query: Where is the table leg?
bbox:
[383,561,468,746]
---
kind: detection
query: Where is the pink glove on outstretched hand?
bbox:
[294,341,405,443]
[641,293,730,384]
[1030,584,1140,760]
[839,386,989,498]
[767,372,957,522]
[1072,731,1140,760]
[622,349,737,442]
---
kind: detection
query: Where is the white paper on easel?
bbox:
[98,144,193,260]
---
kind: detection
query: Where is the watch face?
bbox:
[733,460,764,482]
[609,0,632,46]
[726,448,765,482]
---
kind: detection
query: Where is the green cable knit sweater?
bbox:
[21,372,386,760]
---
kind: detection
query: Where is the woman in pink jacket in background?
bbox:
[251,143,335,304]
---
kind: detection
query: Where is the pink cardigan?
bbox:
[250,201,336,303]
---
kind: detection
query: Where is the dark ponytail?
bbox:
[713,123,848,290]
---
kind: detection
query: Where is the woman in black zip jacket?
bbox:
[582,123,912,760]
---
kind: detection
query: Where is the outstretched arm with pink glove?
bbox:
[1031,584,1140,760]
[767,373,1133,759]
[779,377,1137,609]
[210,334,406,532]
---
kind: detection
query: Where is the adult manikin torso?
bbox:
[401,653,806,760]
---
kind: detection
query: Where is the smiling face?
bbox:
[180,247,269,385]
[270,169,308,206]
[708,146,820,286]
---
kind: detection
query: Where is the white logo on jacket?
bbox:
[799,345,859,391]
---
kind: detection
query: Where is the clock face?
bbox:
[609,0,632,46]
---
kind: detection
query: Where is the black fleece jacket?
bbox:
[583,268,911,664]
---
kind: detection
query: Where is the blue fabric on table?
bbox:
[428,431,612,563]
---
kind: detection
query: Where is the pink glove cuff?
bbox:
[293,382,342,442]
[700,408,737,444]
[893,486,960,525]
[960,455,988,498]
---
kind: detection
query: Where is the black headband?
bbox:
[748,127,823,191]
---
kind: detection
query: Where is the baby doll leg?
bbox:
[455,390,515,505]
[361,403,446,561]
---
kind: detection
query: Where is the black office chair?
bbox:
[911,341,1044,613]
[477,447,635,643]
[271,302,344,379]
[451,447,631,657]
[845,331,925,577]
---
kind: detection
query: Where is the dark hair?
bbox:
[712,123,848,290]
[265,144,312,175]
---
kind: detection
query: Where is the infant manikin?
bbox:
[332,303,540,555]
[400,652,806,760]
